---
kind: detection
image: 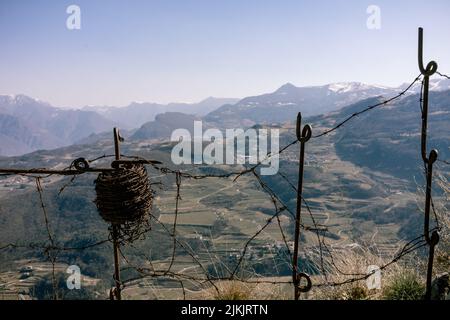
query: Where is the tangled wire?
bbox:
[95,163,154,244]
[0,72,448,299]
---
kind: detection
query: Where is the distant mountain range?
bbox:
[0,96,237,156]
[205,78,450,127]
[0,95,115,156]
[1,77,449,156]
[83,97,239,129]
[126,79,449,141]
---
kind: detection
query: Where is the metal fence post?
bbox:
[418,27,440,300]
[292,113,312,300]
[111,127,123,300]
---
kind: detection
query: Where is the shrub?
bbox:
[213,281,252,300]
[343,285,368,300]
[382,271,425,300]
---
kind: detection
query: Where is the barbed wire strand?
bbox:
[35,177,58,300]
[312,75,422,139]
[165,171,182,275]
[0,74,446,299]
[436,71,450,80]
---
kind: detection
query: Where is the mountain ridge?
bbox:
[204,78,450,128]
[0,95,115,156]
[2,77,449,155]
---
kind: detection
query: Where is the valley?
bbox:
[0,85,449,300]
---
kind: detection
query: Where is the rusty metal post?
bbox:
[111,127,123,300]
[418,27,440,300]
[292,113,312,300]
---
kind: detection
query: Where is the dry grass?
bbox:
[381,269,425,300]
[200,279,291,300]
[435,172,450,274]
[210,281,254,300]
[309,245,428,300]
[310,246,383,300]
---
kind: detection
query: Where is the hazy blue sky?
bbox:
[1,0,450,107]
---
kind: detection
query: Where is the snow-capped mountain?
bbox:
[326,82,392,94]
[205,82,398,127]
[429,77,450,91]
[401,77,450,94]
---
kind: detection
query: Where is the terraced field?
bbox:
[0,120,447,299]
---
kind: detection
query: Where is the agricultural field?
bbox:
[0,117,447,300]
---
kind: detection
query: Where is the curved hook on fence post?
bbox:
[296,113,312,143]
[418,28,438,77]
[296,272,312,293]
[418,27,438,164]
[292,112,312,300]
[73,157,89,171]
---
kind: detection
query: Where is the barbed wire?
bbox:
[436,71,450,80]
[437,159,450,166]
[312,75,422,139]
[165,171,182,275]
[0,74,447,299]
[35,176,59,300]
[278,169,395,279]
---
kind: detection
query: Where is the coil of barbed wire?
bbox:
[95,163,153,244]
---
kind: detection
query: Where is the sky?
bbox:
[0,0,450,108]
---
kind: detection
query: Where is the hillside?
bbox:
[0,89,448,299]
[330,90,450,179]
[0,95,115,156]
[131,112,204,141]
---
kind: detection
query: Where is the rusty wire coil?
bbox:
[94,163,153,243]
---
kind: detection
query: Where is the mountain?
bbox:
[399,77,450,94]
[0,94,238,156]
[0,114,51,156]
[204,82,398,127]
[204,79,450,127]
[0,95,115,156]
[83,97,239,129]
[329,89,450,179]
[3,78,448,156]
[131,112,205,140]
[1,89,449,299]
